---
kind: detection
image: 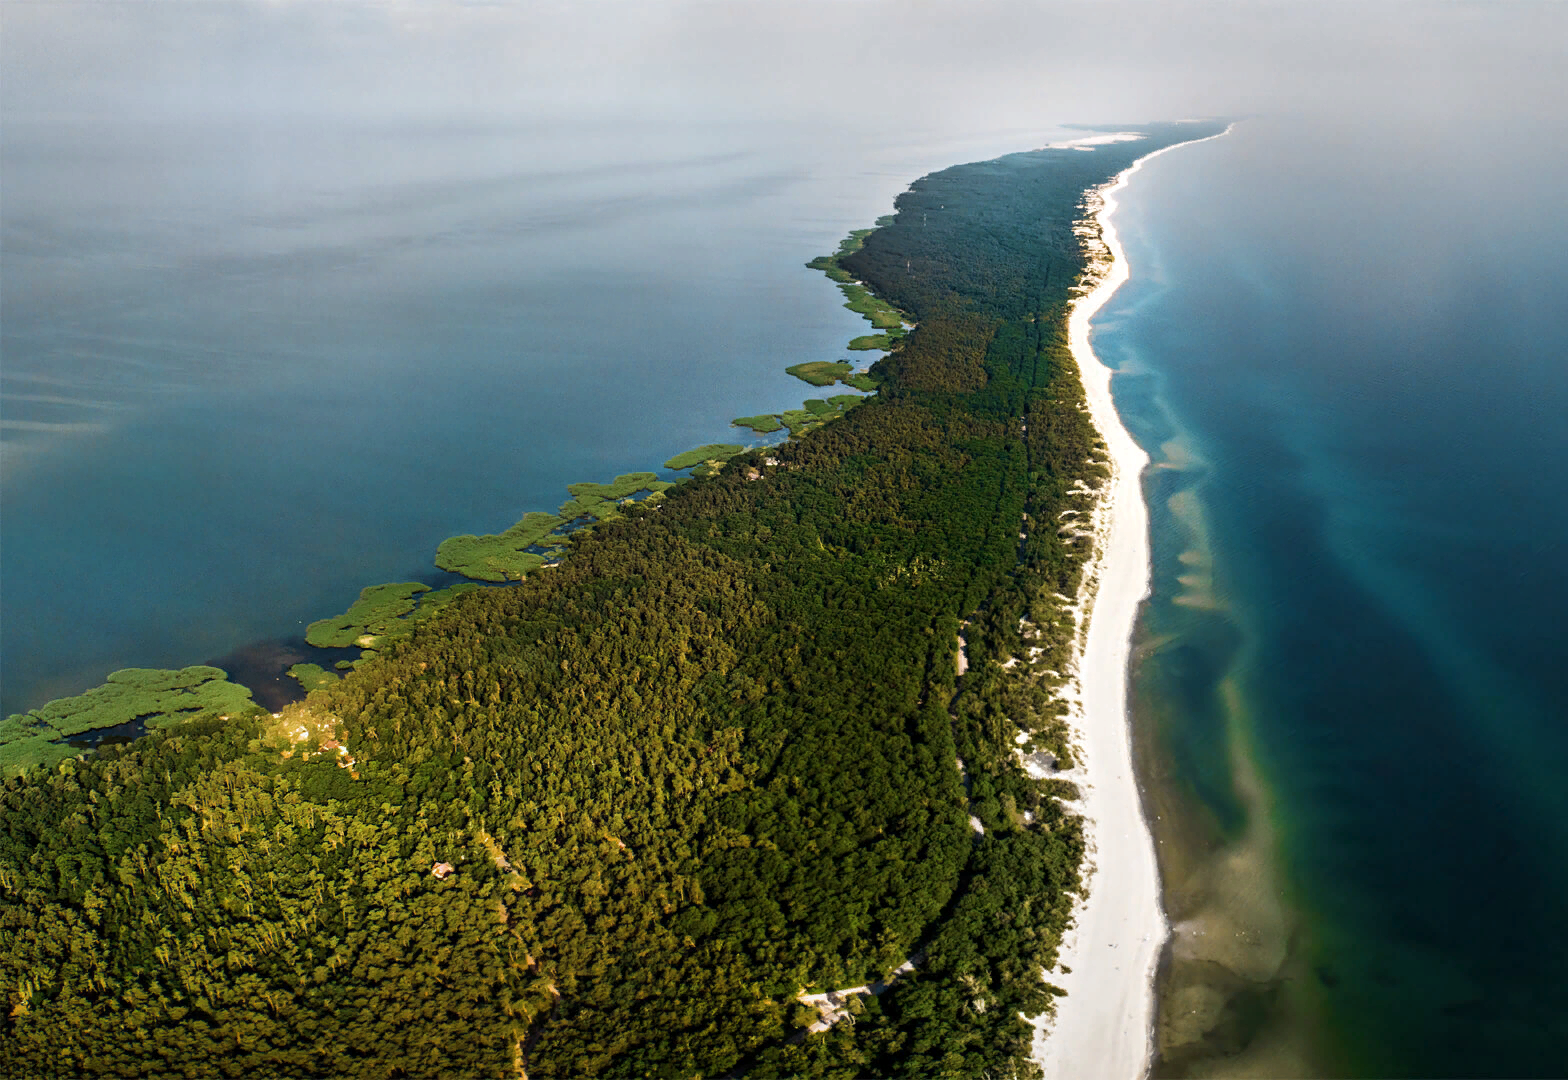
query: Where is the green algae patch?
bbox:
[435,512,566,582]
[558,473,673,523]
[780,410,820,436]
[664,444,746,471]
[732,414,784,434]
[0,734,77,778]
[1,666,258,777]
[566,473,669,501]
[808,225,911,347]
[839,281,905,329]
[437,475,672,582]
[307,583,428,647]
[780,395,865,436]
[848,331,905,351]
[786,361,853,387]
[307,581,481,648]
[287,663,340,692]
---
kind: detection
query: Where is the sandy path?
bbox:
[1031,126,1233,1080]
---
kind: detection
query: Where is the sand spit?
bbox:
[1030,125,1234,1080]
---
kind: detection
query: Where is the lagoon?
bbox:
[1,111,1084,717]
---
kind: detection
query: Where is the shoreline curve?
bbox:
[1032,124,1234,1080]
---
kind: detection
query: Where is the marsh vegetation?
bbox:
[0,129,1213,1077]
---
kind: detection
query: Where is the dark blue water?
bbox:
[1101,118,1568,1074]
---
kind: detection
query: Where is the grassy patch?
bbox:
[565,472,669,501]
[848,331,906,351]
[559,473,673,524]
[844,371,881,392]
[732,414,785,434]
[307,581,482,648]
[435,512,566,582]
[839,282,905,330]
[1,667,258,777]
[778,394,864,437]
[438,476,672,582]
[807,227,910,349]
[664,444,746,471]
[779,410,820,436]
[785,361,853,387]
[287,663,341,692]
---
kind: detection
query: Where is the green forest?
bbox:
[0,124,1222,1078]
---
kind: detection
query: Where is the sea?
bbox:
[1100,115,1568,1075]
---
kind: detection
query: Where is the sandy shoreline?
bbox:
[1030,127,1233,1080]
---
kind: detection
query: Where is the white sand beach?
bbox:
[1031,126,1233,1080]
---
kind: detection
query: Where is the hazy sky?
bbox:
[5,1,1564,140]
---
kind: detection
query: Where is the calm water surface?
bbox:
[1,111,1086,717]
[1101,117,1568,1075]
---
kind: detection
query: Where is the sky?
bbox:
[5,1,1565,141]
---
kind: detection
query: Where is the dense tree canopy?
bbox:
[0,124,1223,1078]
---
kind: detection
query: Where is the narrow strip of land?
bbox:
[1033,126,1233,1080]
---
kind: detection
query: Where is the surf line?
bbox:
[1031,123,1235,1080]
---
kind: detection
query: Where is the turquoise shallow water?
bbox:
[1100,119,1568,1074]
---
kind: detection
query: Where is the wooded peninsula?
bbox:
[1,125,1215,1078]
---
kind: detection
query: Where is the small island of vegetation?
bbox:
[1,666,259,777]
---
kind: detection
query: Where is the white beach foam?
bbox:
[1031,124,1234,1080]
